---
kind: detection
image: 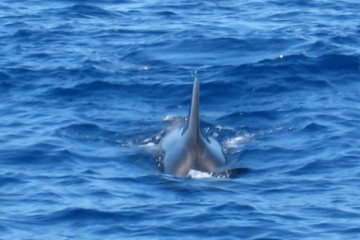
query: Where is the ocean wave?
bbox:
[0,176,26,187]
[53,4,120,19]
[33,208,126,223]
[300,122,329,132]
[218,110,280,123]
[56,123,120,143]
[1,0,360,239]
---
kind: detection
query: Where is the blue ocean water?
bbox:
[1,0,360,239]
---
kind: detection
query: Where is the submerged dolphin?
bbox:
[160,78,226,177]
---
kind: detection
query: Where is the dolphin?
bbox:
[160,78,226,177]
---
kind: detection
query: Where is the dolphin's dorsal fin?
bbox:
[185,78,200,137]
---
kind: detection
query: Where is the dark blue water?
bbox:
[1,0,360,239]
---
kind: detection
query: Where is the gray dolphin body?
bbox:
[160,78,226,177]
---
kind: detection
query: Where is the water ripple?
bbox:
[1,0,360,239]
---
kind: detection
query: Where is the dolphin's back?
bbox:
[162,78,226,176]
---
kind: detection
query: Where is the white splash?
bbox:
[215,125,235,131]
[164,115,176,121]
[224,133,254,149]
[141,66,150,71]
[164,115,186,122]
[188,169,212,178]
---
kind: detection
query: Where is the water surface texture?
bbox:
[1,0,360,239]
